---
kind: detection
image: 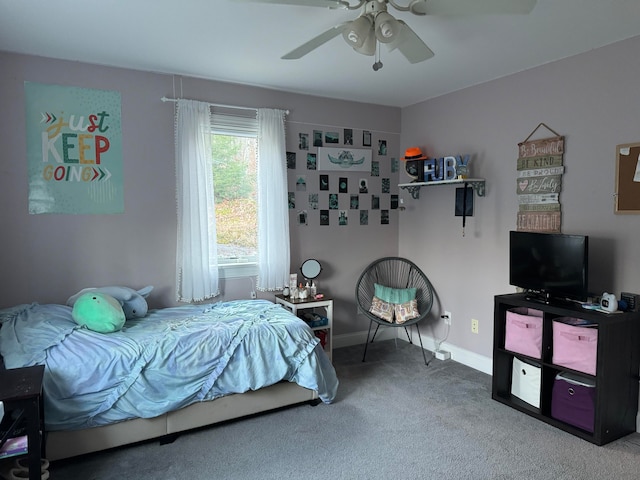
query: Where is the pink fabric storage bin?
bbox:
[552,318,598,375]
[505,307,543,359]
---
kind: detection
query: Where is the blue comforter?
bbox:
[0,300,338,431]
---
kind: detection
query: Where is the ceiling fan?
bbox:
[233,0,536,70]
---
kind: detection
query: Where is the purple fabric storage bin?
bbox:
[552,318,598,375]
[505,307,543,358]
[551,373,596,432]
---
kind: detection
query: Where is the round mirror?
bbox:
[300,259,322,280]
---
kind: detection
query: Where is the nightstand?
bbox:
[274,294,333,361]
[0,365,45,480]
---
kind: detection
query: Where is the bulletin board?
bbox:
[615,142,640,214]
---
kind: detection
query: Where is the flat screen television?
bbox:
[509,231,589,303]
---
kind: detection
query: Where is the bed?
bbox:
[0,299,338,460]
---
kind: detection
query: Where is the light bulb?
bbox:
[379,22,393,38]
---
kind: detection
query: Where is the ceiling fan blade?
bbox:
[387,21,434,64]
[232,0,348,8]
[282,23,347,59]
[413,0,536,15]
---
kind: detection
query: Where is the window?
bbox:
[175,101,288,301]
[211,113,258,278]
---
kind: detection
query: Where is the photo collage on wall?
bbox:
[287,127,399,227]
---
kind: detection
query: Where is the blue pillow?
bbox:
[374,283,417,304]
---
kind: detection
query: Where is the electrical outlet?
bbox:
[250,291,257,299]
[471,318,479,334]
[443,310,452,325]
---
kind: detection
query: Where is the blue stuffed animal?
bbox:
[67,285,153,320]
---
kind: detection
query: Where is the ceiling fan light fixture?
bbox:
[408,0,429,15]
[342,15,373,49]
[353,29,376,56]
[374,12,401,43]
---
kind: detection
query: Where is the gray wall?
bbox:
[0,52,400,339]
[2,34,640,364]
[399,35,640,362]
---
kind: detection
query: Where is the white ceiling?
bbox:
[1,0,639,108]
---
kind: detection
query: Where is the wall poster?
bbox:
[317,147,372,172]
[25,82,123,214]
[516,123,564,233]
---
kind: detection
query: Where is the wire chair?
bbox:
[355,257,434,364]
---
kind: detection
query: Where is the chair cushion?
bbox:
[369,296,394,322]
[394,299,420,324]
[374,283,417,304]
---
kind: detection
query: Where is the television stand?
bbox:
[492,293,640,445]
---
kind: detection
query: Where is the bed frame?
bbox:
[46,382,317,460]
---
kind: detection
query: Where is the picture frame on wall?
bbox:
[363,130,372,147]
[317,147,372,172]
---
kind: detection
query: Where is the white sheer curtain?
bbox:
[175,99,219,302]
[256,108,290,291]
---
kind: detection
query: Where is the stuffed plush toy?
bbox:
[67,285,153,320]
[71,292,126,333]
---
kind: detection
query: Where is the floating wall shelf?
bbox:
[398,178,486,199]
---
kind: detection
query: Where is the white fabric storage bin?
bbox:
[511,357,541,408]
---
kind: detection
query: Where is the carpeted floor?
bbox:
[47,340,640,479]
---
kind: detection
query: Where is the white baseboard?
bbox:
[333,327,492,374]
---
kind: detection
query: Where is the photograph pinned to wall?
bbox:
[288,192,295,209]
[371,195,380,210]
[298,210,308,226]
[25,82,123,214]
[299,133,309,150]
[306,153,317,170]
[325,132,339,144]
[360,210,369,225]
[363,130,372,147]
[359,178,368,193]
[378,140,387,156]
[381,210,389,225]
[391,157,399,173]
[309,193,318,210]
[319,174,329,191]
[339,177,348,193]
[286,152,296,169]
[317,147,372,171]
[390,194,399,209]
[381,178,390,193]
[350,194,359,209]
[313,130,323,147]
[329,193,339,210]
[320,209,330,226]
[339,210,348,226]
[371,160,379,177]
[344,128,353,146]
[296,175,307,191]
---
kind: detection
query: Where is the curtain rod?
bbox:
[161,96,289,115]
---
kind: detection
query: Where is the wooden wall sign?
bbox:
[516,124,564,233]
[615,142,640,213]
